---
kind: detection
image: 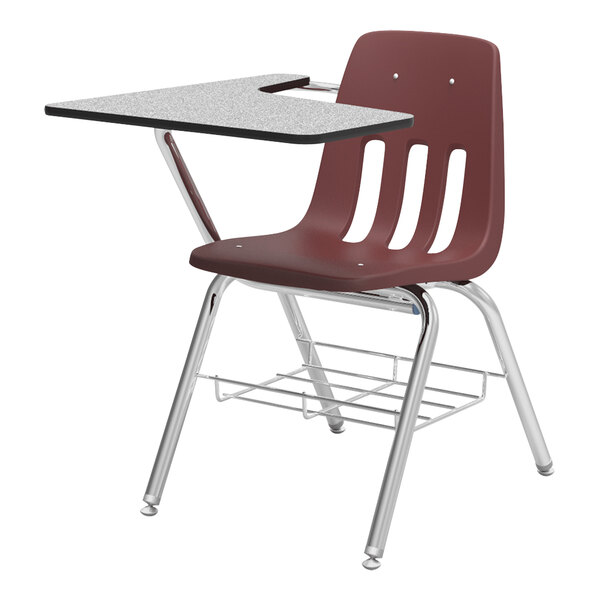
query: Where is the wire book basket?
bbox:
[199,338,505,432]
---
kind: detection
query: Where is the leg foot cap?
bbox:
[140,504,158,516]
[330,425,346,434]
[537,466,554,477]
[537,462,554,477]
[362,557,381,570]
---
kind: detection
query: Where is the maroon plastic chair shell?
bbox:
[190,31,504,291]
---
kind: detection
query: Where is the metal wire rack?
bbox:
[198,339,506,432]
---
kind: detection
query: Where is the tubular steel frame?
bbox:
[141,116,553,570]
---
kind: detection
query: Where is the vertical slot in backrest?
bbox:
[428,149,467,253]
[342,140,385,243]
[387,144,429,249]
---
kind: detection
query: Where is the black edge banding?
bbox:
[258,76,310,94]
[44,105,413,144]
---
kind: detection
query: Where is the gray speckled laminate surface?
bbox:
[45,74,413,144]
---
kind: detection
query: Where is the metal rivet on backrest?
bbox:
[449,78,455,85]
[393,73,399,80]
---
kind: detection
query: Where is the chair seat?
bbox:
[190,227,481,292]
[190,32,504,293]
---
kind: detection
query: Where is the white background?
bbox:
[1,1,599,598]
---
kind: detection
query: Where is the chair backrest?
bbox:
[301,31,504,273]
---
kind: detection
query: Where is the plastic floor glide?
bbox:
[46,30,554,571]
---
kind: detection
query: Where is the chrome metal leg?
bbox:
[155,129,218,245]
[278,293,345,433]
[434,281,553,475]
[363,286,439,569]
[141,275,233,516]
